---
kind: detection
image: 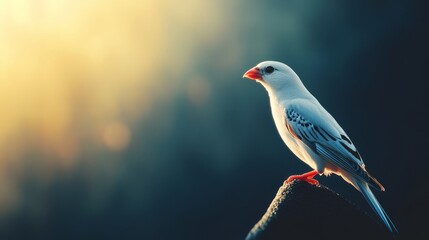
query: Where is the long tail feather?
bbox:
[355,180,398,236]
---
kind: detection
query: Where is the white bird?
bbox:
[243,61,398,235]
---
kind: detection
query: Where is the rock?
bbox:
[246,180,392,240]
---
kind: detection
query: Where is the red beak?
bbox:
[243,67,262,81]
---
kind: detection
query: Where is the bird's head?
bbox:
[243,61,299,90]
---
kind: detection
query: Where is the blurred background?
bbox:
[0,0,427,239]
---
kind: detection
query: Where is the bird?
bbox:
[243,61,398,235]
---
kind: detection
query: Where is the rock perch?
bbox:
[246,180,393,240]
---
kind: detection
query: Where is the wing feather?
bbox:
[285,102,384,191]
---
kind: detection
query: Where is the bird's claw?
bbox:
[284,170,319,186]
[284,176,319,186]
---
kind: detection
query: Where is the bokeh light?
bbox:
[0,1,427,239]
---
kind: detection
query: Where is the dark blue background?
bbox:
[1,1,427,239]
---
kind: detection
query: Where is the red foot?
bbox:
[285,170,319,185]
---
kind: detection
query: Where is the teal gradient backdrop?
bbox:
[0,1,427,239]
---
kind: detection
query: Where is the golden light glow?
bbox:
[102,121,131,152]
[0,0,223,217]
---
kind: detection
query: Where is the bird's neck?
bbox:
[263,77,315,104]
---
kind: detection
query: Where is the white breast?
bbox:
[270,98,302,159]
[269,97,318,170]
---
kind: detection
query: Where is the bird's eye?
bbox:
[265,66,274,74]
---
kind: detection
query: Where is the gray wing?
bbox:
[285,102,385,191]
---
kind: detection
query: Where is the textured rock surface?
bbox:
[246,181,393,240]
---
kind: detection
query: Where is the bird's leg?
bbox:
[285,170,319,185]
